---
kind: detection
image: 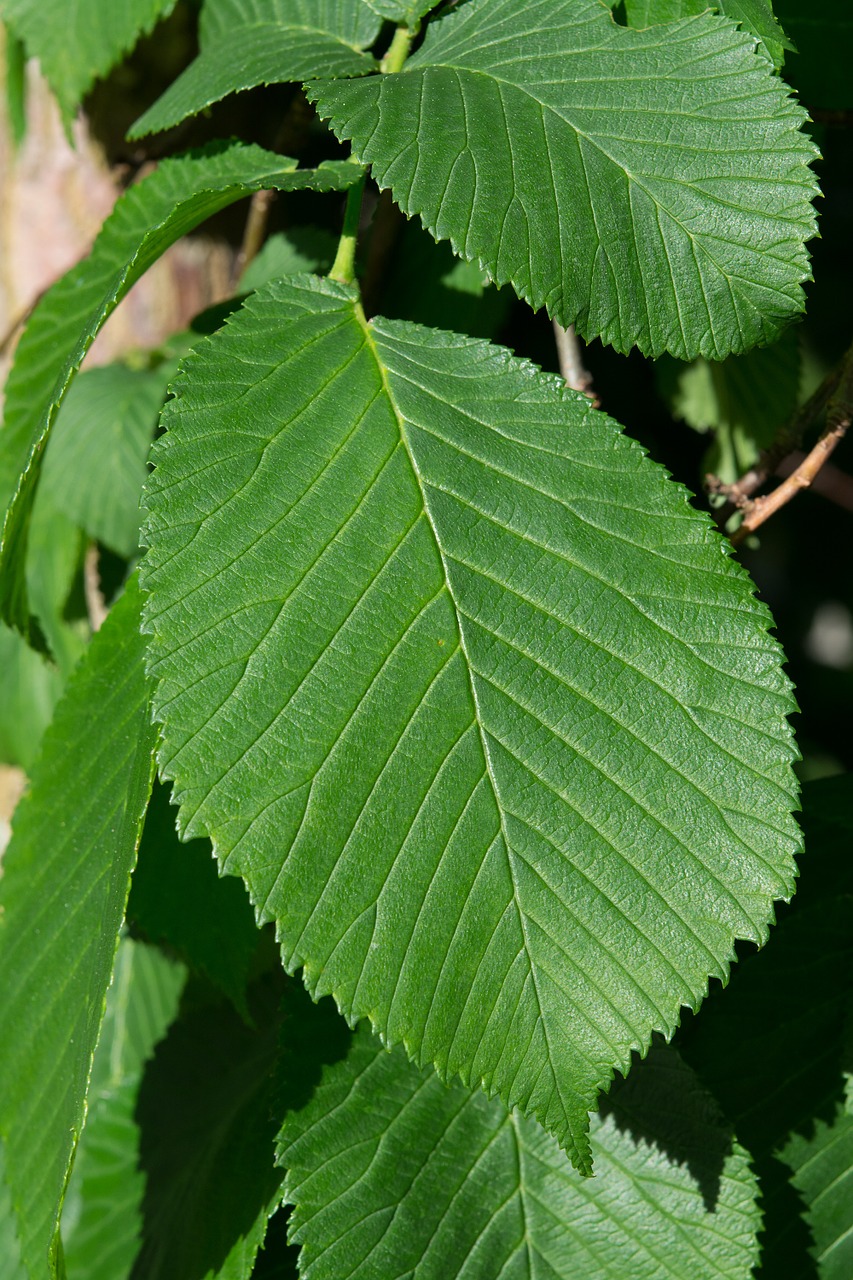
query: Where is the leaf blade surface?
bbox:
[0,578,158,1278]
[141,275,800,1169]
[308,0,818,359]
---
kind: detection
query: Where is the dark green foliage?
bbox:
[0,3,848,1278]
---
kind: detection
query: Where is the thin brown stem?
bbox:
[553,321,597,402]
[232,189,276,288]
[84,543,108,631]
[731,346,853,544]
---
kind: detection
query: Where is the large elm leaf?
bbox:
[280,1028,760,1279]
[141,275,800,1172]
[129,0,382,138]
[0,578,158,1280]
[0,1142,27,1280]
[60,939,185,1280]
[0,141,362,645]
[308,0,819,360]
[0,0,176,123]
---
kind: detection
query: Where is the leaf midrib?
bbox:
[358,307,584,1157]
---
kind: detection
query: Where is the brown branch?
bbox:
[731,346,853,544]
[232,189,276,288]
[84,543,108,631]
[553,320,597,402]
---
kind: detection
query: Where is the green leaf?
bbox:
[0,1143,27,1280]
[0,141,363,645]
[127,782,261,1015]
[0,624,62,769]
[41,364,171,560]
[0,0,177,123]
[26,488,86,673]
[364,0,436,24]
[308,0,819,360]
[0,577,158,1280]
[240,228,337,293]
[61,939,185,1280]
[280,1027,760,1279]
[658,328,801,482]
[132,977,287,1280]
[128,0,382,139]
[142,275,800,1171]
[779,1100,853,1280]
[623,0,794,69]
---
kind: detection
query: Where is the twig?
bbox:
[707,360,844,520]
[232,189,276,288]
[731,346,853,544]
[553,320,597,402]
[776,453,853,512]
[84,543,108,631]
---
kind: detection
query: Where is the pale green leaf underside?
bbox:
[142,275,799,1170]
[281,1028,760,1280]
[0,0,176,121]
[308,0,818,360]
[0,579,157,1279]
[129,0,382,138]
[0,142,362,642]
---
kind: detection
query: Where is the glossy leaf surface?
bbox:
[0,141,362,642]
[309,0,818,359]
[0,579,157,1279]
[129,0,382,138]
[142,275,800,1170]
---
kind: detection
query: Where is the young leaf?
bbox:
[142,276,800,1172]
[308,0,819,360]
[61,939,185,1280]
[0,577,158,1279]
[41,364,172,560]
[623,0,794,69]
[0,141,363,644]
[0,0,176,123]
[128,0,383,139]
[280,1027,760,1279]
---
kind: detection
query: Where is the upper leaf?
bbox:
[141,276,800,1171]
[623,0,794,69]
[0,578,158,1279]
[308,0,819,360]
[0,0,176,122]
[129,0,382,138]
[0,141,363,644]
[281,1028,761,1279]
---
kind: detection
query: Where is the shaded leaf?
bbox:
[775,0,852,109]
[26,487,86,672]
[132,977,288,1280]
[0,0,176,122]
[309,0,818,360]
[127,781,261,1014]
[240,228,336,293]
[779,1100,853,1280]
[142,275,799,1171]
[280,1027,760,1279]
[365,1,437,23]
[61,939,185,1280]
[0,141,363,643]
[129,0,382,138]
[41,364,172,560]
[0,577,158,1278]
